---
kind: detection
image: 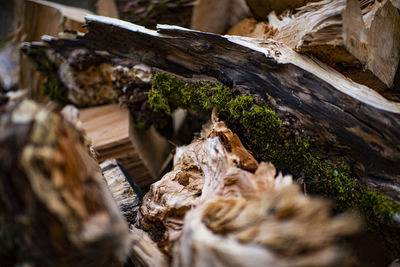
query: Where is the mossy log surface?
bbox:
[78,15,400,203]
[22,14,400,251]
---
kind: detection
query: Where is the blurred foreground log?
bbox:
[0,99,131,266]
[137,114,360,266]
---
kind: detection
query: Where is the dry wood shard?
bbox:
[236,0,400,90]
[101,158,141,225]
[137,116,360,266]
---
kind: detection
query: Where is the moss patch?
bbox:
[147,72,400,226]
[23,47,67,105]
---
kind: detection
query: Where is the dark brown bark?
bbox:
[33,14,400,203]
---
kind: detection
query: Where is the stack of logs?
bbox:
[1,0,400,266]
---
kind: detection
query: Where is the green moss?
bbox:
[42,75,66,105]
[23,46,67,105]
[148,72,400,226]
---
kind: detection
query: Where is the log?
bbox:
[114,0,196,29]
[79,104,170,188]
[0,99,131,266]
[101,159,141,225]
[232,0,400,91]
[36,14,400,203]
[21,14,400,251]
[137,114,361,266]
[14,0,93,101]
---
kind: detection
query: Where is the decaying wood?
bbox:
[136,114,360,266]
[25,14,400,203]
[232,0,400,91]
[0,99,131,266]
[14,0,92,101]
[101,159,141,225]
[79,104,170,188]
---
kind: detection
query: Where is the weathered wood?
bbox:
[21,13,400,253]
[234,0,400,91]
[14,0,93,102]
[52,14,400,203]
[0,99,131,266]
[137,115,360,266]
[128,228,169,267]
[101,159,141,225]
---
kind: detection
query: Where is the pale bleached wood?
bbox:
[268,0,400,90]
[137,115,360,266]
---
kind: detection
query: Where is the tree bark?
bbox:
[26,14,400,203]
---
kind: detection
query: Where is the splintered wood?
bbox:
[101,159,141,225]
[137,115,360,266]
[231,0,400,91]
[0,99,130,266]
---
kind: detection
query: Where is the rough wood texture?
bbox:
[129,228,169,267]
[67,14,400,203]
[235,0,400,91]
[101,159,141,225]
[0,99,131,266]
[137,115,360,266]
[14,0,93,101]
